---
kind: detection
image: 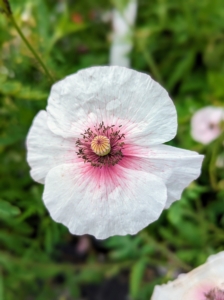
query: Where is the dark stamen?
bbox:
[204,288,224,300]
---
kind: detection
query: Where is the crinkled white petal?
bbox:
[42,163,167,239]
[121,144,204,208]
[151,251,224,300]
[26,110,77,184]
[46,66,177,146]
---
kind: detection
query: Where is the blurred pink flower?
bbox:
[191,106,224,144]
[151,251,224,300]
[27,66,203,239]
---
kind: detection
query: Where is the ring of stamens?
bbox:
[76,122,125,168]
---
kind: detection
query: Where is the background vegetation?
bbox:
[0,0,224,299]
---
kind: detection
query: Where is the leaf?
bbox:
[0,199,20,217]
[0,0,11,15]
[130,258,147,299]
[167,51,195,90]
[0,74,7,83]
[17,86,48,101]
[47,18,87,52]
[112,0,130,12]
[0,134,24,146]
[208,71,224,99]
[0,81,22,95]
[0,80,48,100]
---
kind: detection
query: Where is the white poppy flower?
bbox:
[151,251,224,300]
[110,0,137,67]
[191,106,224,144]
[27,66,203,239]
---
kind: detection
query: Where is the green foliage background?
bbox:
[0,0,224,299]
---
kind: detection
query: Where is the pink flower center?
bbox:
[208,123,217,130]
[76,122,125,167]
[204,288,224,300]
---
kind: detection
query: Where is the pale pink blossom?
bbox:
[27,66,203,239]
[191,106,224,144]
[151,251,224,300]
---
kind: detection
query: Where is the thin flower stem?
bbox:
[9,14,54,83]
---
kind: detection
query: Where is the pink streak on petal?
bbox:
[185,282,216,300]
[118,144,165,174]
[66,119,162,198]
[78,162,126,196]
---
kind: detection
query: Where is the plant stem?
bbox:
[9,15,54,83]
[141,232,191,271]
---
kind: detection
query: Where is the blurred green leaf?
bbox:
[0,199,20,217]
[0,0,11,15]
[112,0,130,12]
[0,80,48,100]
[130,258,147,299]
[167,51,195,90]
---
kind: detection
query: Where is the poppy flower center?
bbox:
[204,288,224,300]
[76,122,125,167]
[91,135,111,156]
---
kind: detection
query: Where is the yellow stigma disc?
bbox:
[91,135,111,156]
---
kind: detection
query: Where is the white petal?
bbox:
[207,251,224,263]
[42,162,167,239]
[46,66,177,146]
[26,110,77,184]
[120,144,204,208]
[151,251,224,300]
